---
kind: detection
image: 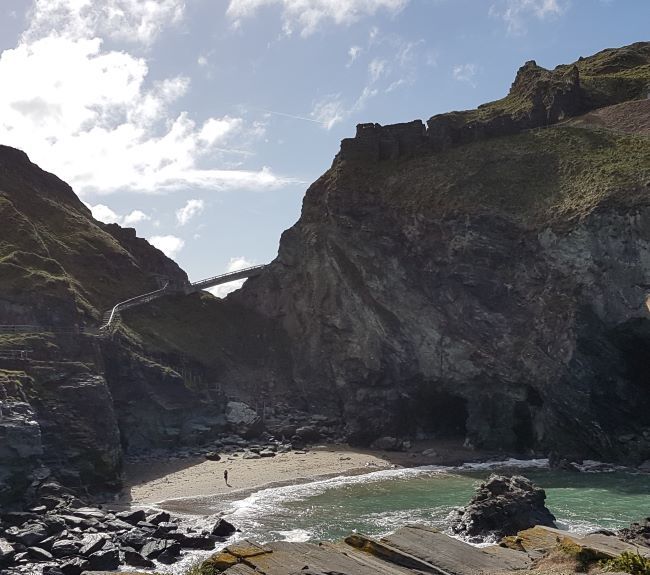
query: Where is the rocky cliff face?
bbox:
[0,147,225,506]
[1,43,649,506]
[234,42,650,463]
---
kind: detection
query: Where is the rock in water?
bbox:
[451,474,556,542]
[618,517,650,548]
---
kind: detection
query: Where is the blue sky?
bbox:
[0,0,648,295]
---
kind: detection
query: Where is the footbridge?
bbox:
[101,264,266,330]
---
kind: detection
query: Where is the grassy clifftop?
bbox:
[0,146,187,325]
[349,115,650,228]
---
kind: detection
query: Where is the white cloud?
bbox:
[489,0,567,35]
[176,199,205,226]
[85,202,150,227]
[86,203,121,224]
[197,55,208,67]
[310,95,346,130]
[25,0,185,46]
[0,1,293,197]
[123,209,150,226]
[149,235,185,259]
[207,257,255,298]
[452,63,478,87]
[226,0,409,36]
[347,45,362,66]
[369,58,388,83]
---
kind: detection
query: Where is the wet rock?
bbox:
[211,518,237,537]
[451,474,556,542]
[618,517,650,548]
[205,451,221,461]
[242,451,261,460]
[259,449,276,458]
[171,532,215,549]
[639,460,650,472]
[141,538,180,559]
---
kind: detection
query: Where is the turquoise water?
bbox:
[160,460,650,574]
[222,461,650,544]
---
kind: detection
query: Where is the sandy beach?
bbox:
[122,447,394,510]
[121,440,502,513]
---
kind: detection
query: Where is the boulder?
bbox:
[0,538,16,565]
[85,548,120,571]
[141,538,178,559]
[119,528,149,550]
[26,545,54,561]
[371,436,401,451]
[115,509,146,525]
[5,523,48,546]
[51,538,82,557]
[211,518,237,537]
[259,449,276,458]
[294,426,320,442]
[60,557,86,575]
[205,451,221,461]
[122,548,155,568]
[172,532,215,549]
[451,474,556,542]
[147,510,171,525]
[243,451,261,460]
[226,401,264,438]
[79,533,108,556]
[618,517,650,548]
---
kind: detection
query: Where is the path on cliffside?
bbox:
[101,264,267,330]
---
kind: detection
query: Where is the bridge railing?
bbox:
[0,325,100,335]
[188,265,267,291]
[101,282,170,330]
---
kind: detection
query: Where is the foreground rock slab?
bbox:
[200,526,533,575]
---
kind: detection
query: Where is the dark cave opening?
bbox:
[409,387,468,439]
[609,317,650,419]
[512,401,536,452]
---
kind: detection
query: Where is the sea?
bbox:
[157,458,650,574]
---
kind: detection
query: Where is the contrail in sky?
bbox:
[258,108,326,125]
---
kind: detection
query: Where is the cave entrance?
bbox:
[411,387,468,439]
[610,317,650,420]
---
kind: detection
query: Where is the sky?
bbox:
[0,0,648,296]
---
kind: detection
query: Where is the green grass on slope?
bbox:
[344,124,650,228]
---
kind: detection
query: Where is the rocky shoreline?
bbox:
[3,439,650,574]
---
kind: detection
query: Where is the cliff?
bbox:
[1,42,649,505]
[231,41,650,462]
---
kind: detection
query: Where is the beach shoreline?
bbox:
[119,440,513,514]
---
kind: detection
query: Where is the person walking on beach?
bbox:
[224,469,230,487]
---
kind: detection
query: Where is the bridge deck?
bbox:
[100,264,267,330]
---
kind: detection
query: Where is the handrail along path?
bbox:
[100,264,267,330]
